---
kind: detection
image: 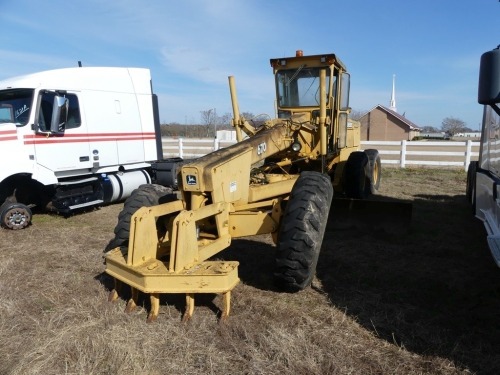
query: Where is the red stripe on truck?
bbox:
[0,129,17,141]
[23,132,156,145]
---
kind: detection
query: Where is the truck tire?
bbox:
[105,184,175,252]
[0,202,32,230]
[344,151,370,199]
[364,149,381,193]
[466,161,478,214]
[274,171,333,292]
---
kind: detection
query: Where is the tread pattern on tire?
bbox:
[364,149,381,193]
[274,171,334,292]
[105,184,175,251]
[344,151,370,199]
[466,161,478,214]
[466,161,478,202]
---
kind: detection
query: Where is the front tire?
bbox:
[274,171,333,292]
[0,203,32,230]
[105,184,175,252]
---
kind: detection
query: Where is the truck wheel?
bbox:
[0,203,32,230]
[105,184,175,252]
[344,151,370,199]
[274,171,333,292]
[364,149,381,193]
[466,161,478,214]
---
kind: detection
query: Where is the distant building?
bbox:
[359,105,421,141]
[420,132,450,140]
[454,132,481,138]
[216,130,237,141]
[358,75,421,141]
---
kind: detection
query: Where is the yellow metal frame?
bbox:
[104,50,363,321]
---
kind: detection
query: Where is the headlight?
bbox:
[291,140,301,152]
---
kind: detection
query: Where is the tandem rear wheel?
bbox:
[104,184,176,252]
[344,150,381,199]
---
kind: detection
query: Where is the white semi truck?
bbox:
[467,45,500,266]
[0,67,181,229]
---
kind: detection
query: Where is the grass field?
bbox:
[1,168,499,374]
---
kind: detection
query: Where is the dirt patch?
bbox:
[0,168,499,374]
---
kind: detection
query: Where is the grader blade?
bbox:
[329,197,412,234]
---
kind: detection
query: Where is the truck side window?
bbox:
[65,95,81,129]
[37,92,81,131]
[38,94,53,131]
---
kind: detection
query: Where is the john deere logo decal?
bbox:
[186,175,197,185]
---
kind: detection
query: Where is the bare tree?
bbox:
[349,109,367,121]
[421,125,439,133]
[200,108,217,137]
[441,117,468,136]
[218,112,232,129]
[240,111,255,120]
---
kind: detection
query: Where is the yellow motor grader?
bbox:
[104,50,382,321]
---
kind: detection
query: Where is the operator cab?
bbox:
[270,50,352,151]
[271,50,350,119]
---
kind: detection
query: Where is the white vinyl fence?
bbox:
[162,138,480,171]
[361,140,479,171]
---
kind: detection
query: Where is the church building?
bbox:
[358,75,421,141]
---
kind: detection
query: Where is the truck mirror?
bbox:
[49,95,68,134]
[478,46,500,105]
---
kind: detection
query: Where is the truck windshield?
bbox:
[0,89,34,126]
[276,67,331,107]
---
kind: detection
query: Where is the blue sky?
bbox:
[0,0,498,129]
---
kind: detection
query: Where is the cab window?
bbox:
[0,89,34,125]
[277,67,331,107]
[38,92,81,131]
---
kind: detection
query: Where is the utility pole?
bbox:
[213,108,217,138]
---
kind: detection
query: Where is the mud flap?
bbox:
[329,197,412,235]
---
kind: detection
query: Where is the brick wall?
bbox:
[360,107,414,141]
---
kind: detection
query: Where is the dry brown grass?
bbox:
[1,168,499,374]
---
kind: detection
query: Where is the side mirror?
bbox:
[49,95,68,134]
[478,46,500,105]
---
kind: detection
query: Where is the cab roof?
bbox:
[270,51,347,71]
[0,67,152,94]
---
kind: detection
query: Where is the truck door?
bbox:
[84,91,146,168]
[485,106,500,231]
[29,91,92,174]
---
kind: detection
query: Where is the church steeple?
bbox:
[390,74,397,112]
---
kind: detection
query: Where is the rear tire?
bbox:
[344,151,370,199]
[0,203,32,230]
[105,184,175,252]
[364,149,381,194]
[274,171,333,292]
